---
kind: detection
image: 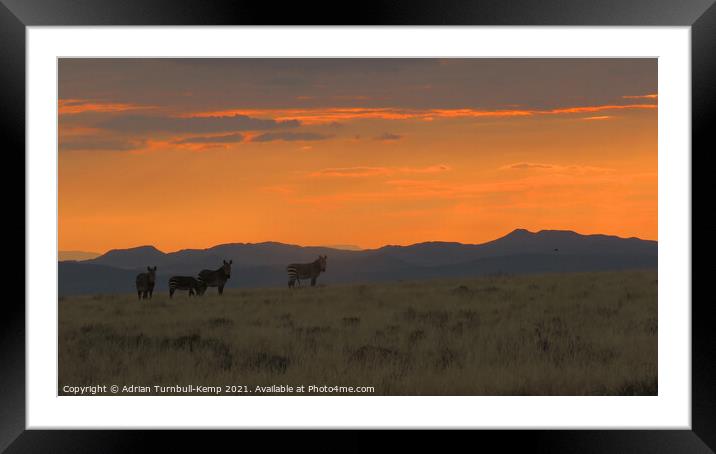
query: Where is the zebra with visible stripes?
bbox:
[168,276,207,298]
[136,266,157,300]
[287,255,327,288]
[198,260,232,295]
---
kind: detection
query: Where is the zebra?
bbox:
[287,255,327,288]
[136,266,157,300]
[198,260,232,295]
[168,276,207,298]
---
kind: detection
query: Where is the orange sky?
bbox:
[58,59,657,253]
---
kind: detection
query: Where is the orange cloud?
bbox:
[183,103,656,125]
[309,167,391,177]
[502,162,555,170]
[400,164,451,174]
[309,164,451,178]
[622,93,658,99]
[548,104,655,115]
[59,99,156,115]
[297,172,633,206]
[582,116,612,121]
[500,163,614,173]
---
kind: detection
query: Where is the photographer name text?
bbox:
[61,384,375,395]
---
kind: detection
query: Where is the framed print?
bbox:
[5,0,713,451]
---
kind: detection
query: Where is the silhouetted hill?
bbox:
[58,229,657,296]
[372,229,656,265]
[92,245,166,269]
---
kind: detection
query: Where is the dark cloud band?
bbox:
[98,114,300,135]
[60,137,145,152]
[251,132,331,142]
[173,133,245,145]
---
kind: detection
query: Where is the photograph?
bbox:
[57,57,658,397]
[3,0,709,446]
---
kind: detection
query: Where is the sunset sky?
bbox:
[58,58,657,253]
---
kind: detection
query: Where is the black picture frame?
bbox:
[4,0,712,451]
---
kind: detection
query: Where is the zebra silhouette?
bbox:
[136,266,157,300]
[198,260,232,295]
[287,255,327,288]
[168,276,207,298]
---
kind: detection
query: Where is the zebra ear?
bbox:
[147,266,151,271]
[229,260,233,264]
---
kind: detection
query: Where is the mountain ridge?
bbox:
[79,228,656,262]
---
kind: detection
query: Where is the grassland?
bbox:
[58,270,657,395]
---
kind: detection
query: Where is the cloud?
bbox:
[545,105,655,115]
[310,164,450,178]
[60,136,145,152]
[374,133,403,141]
[400,164,450,173]
[251,132,331,142]
[332,95,371,101]
[622,93,658,99]
[310,167,391,177]
[59,99,156,115]
[504,163,554,170]
[297,172,630,206]
[173,133,245,145]
[582,116,612,121]
[191,102,657,125]
[501,162,614,173]
[266,76,307,87]
[61,128,328,153]
[98,114,300,135]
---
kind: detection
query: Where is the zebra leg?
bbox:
[189,288,194,297]
[169,288,174,298]
[288,279,294,288]
[138,290,142,300]
[311,277,317,287]
[218,285,224,295]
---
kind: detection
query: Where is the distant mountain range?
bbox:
[58,229,657,296]
[58,250,101,261]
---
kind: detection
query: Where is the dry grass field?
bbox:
[58,270,657,395]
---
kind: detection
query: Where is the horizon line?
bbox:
[59,228,658,258]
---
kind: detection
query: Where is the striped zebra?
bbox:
[198,260,232,295]
[287,255,327,288]
[136,266,157,300]
[168,276,207,298]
